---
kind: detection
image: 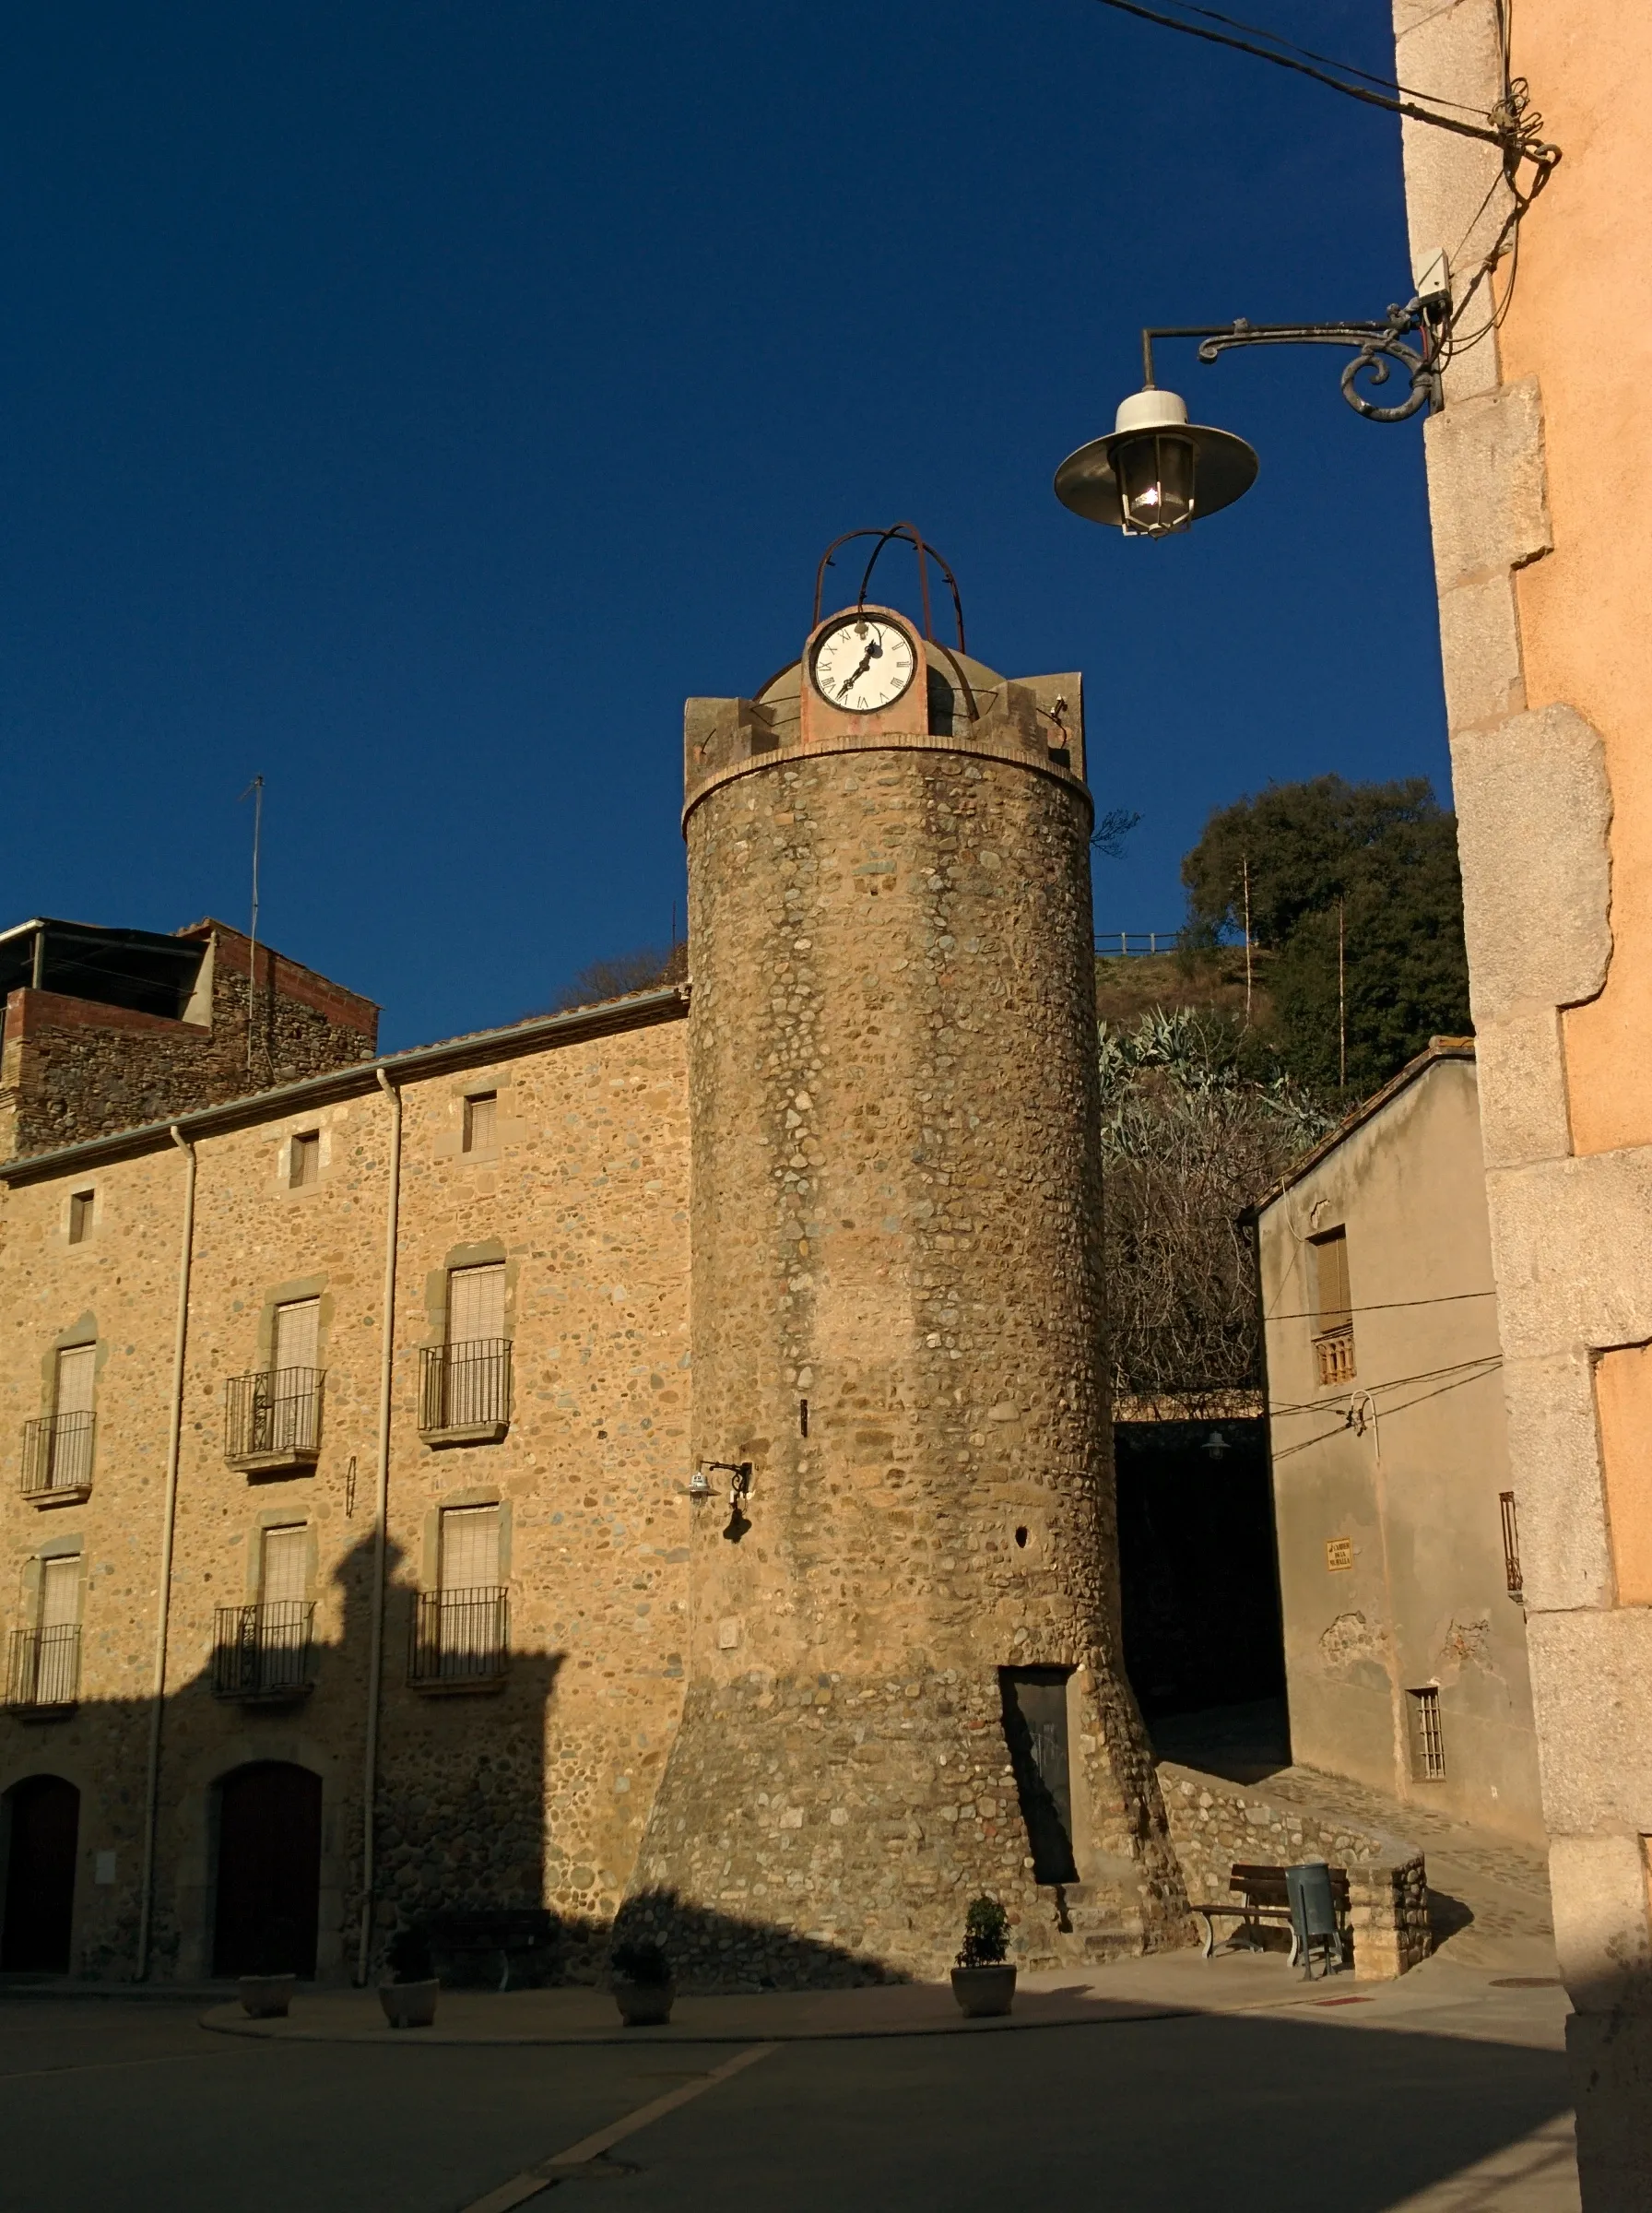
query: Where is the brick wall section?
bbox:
[621,695,1189,1987]
[0,1003,689,1982]
[1159,1761,1432,1979]
[1,921,378,1158]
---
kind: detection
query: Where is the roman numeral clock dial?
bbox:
[808,613,917,714]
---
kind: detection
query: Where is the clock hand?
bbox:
[835,639,880,699]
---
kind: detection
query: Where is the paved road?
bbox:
[0,1988,1577,2211]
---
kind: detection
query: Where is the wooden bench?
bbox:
[425,1908,558,1991]
[1193,1863,1351,1969]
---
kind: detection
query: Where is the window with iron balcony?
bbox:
[410,1504,508,1691]
[21,1343,97,1504]
[225,1298,324,1473]
[419,1263,511,1444]
[1309,1227,1356,1386]
[6,1556,82,1716]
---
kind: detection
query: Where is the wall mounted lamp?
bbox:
[1054,289,1450,538]
[693,1460,751,1508]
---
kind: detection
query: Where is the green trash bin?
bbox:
[1286,1860,1345,1981]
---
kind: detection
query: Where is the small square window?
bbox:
[67,1191,94,1245]
[289,1133,321,1189]
[463,1093,497,1154]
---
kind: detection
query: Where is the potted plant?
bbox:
[950,1896,1016,2018]
[379,1924,440,2030]
[608,1936,675,2027]
[238,1918,301,2018]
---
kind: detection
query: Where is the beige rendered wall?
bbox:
[1260,1055,1542,1846]
[0,1006,690,1982]
[1393,1,1652,2196]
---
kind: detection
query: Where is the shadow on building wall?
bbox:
[0,1530,905,1991]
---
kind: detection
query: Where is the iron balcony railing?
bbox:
[409,1586,509,1688]
[224,1367,324,1467]
[20,1410,96,1500]
[212,1600,315,1701]
[419,1339,512,1438]
[1315,1326,1356,1387]
[6,1626,81,1712]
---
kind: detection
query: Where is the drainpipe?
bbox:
[136,1124,195,1981]
[356,1069,402,1985]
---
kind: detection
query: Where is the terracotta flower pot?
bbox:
[237,1972,297,2019]
[950,1964,1017,2018]
[379,1978,440,2030]
[611,1974,676,2027]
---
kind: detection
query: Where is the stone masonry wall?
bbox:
[1159,1761,1431,1979]
[2,922,378,1158]
[0,1000,690,1982]
[625,669,1188,1987]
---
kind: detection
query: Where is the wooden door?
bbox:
[1001,1667,1080,1885]
[1,1775,80,1971]
[212,1763,322,1977]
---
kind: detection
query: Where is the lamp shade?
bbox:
[1055,386,1258,535]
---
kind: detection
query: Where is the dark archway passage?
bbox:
[212,1761,322,1977]
[1115,1420,1287,1724]
[1,1774,80,1971]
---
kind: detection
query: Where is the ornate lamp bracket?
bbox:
[1143,292,1451,425]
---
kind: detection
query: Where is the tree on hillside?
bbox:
[1180,775,1471,1095]
[1099,1009,1334,1402]
[537,940,687,1016]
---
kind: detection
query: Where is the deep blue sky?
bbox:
[1,1,1446,1048]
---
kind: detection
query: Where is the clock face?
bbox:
[809,614,917,714]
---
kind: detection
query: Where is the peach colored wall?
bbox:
[1504,15,1652,1153]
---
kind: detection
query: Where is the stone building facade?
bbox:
[1392,1,1652,2195]
[1255,1041,1543,1848]
[0,610,1188,1989]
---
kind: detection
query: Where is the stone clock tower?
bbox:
[624,546,1188,1982]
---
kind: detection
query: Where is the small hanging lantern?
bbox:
[1055,386,1258,538]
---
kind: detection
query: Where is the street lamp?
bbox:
[1055,292,1448,537]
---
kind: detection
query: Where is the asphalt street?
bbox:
[0,1989,1576,2212]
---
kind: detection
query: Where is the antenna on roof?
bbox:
[240,775,265,1075]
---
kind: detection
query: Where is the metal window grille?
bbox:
[1500,1491,1524,1601]
[409,1586,509,1686]
[21,1410,97,1498]
[1408,1687,1446,1781]
[224,1367,324,1462]
[5,1626,81,1710]
[212,1601,314,1699]
[419,1339,512,1434]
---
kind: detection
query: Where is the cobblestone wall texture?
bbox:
[0,1007,690,1982]
[623,659,1188,1985]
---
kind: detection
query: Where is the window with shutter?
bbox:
[1309,1228,1355,1384]
[274,1299,320,1374]
[54,1344,95,1416]
[440,1504,500,1592]
[260,1525,308,1605]
[448,1264,505,1345]
[463,1093,497,1154]
[39,1556,79,1630]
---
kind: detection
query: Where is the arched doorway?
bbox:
[211,1762,322,1978]
[1,1774,80,1971]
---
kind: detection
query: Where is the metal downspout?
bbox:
[136,1124,195,1980]
[357,1069,402,1984]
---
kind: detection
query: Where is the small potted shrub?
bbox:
[608,1936,675,2027]
[238,1919,300,2018]
[379,1924,440,2030]
[950,1896,1016,2018]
